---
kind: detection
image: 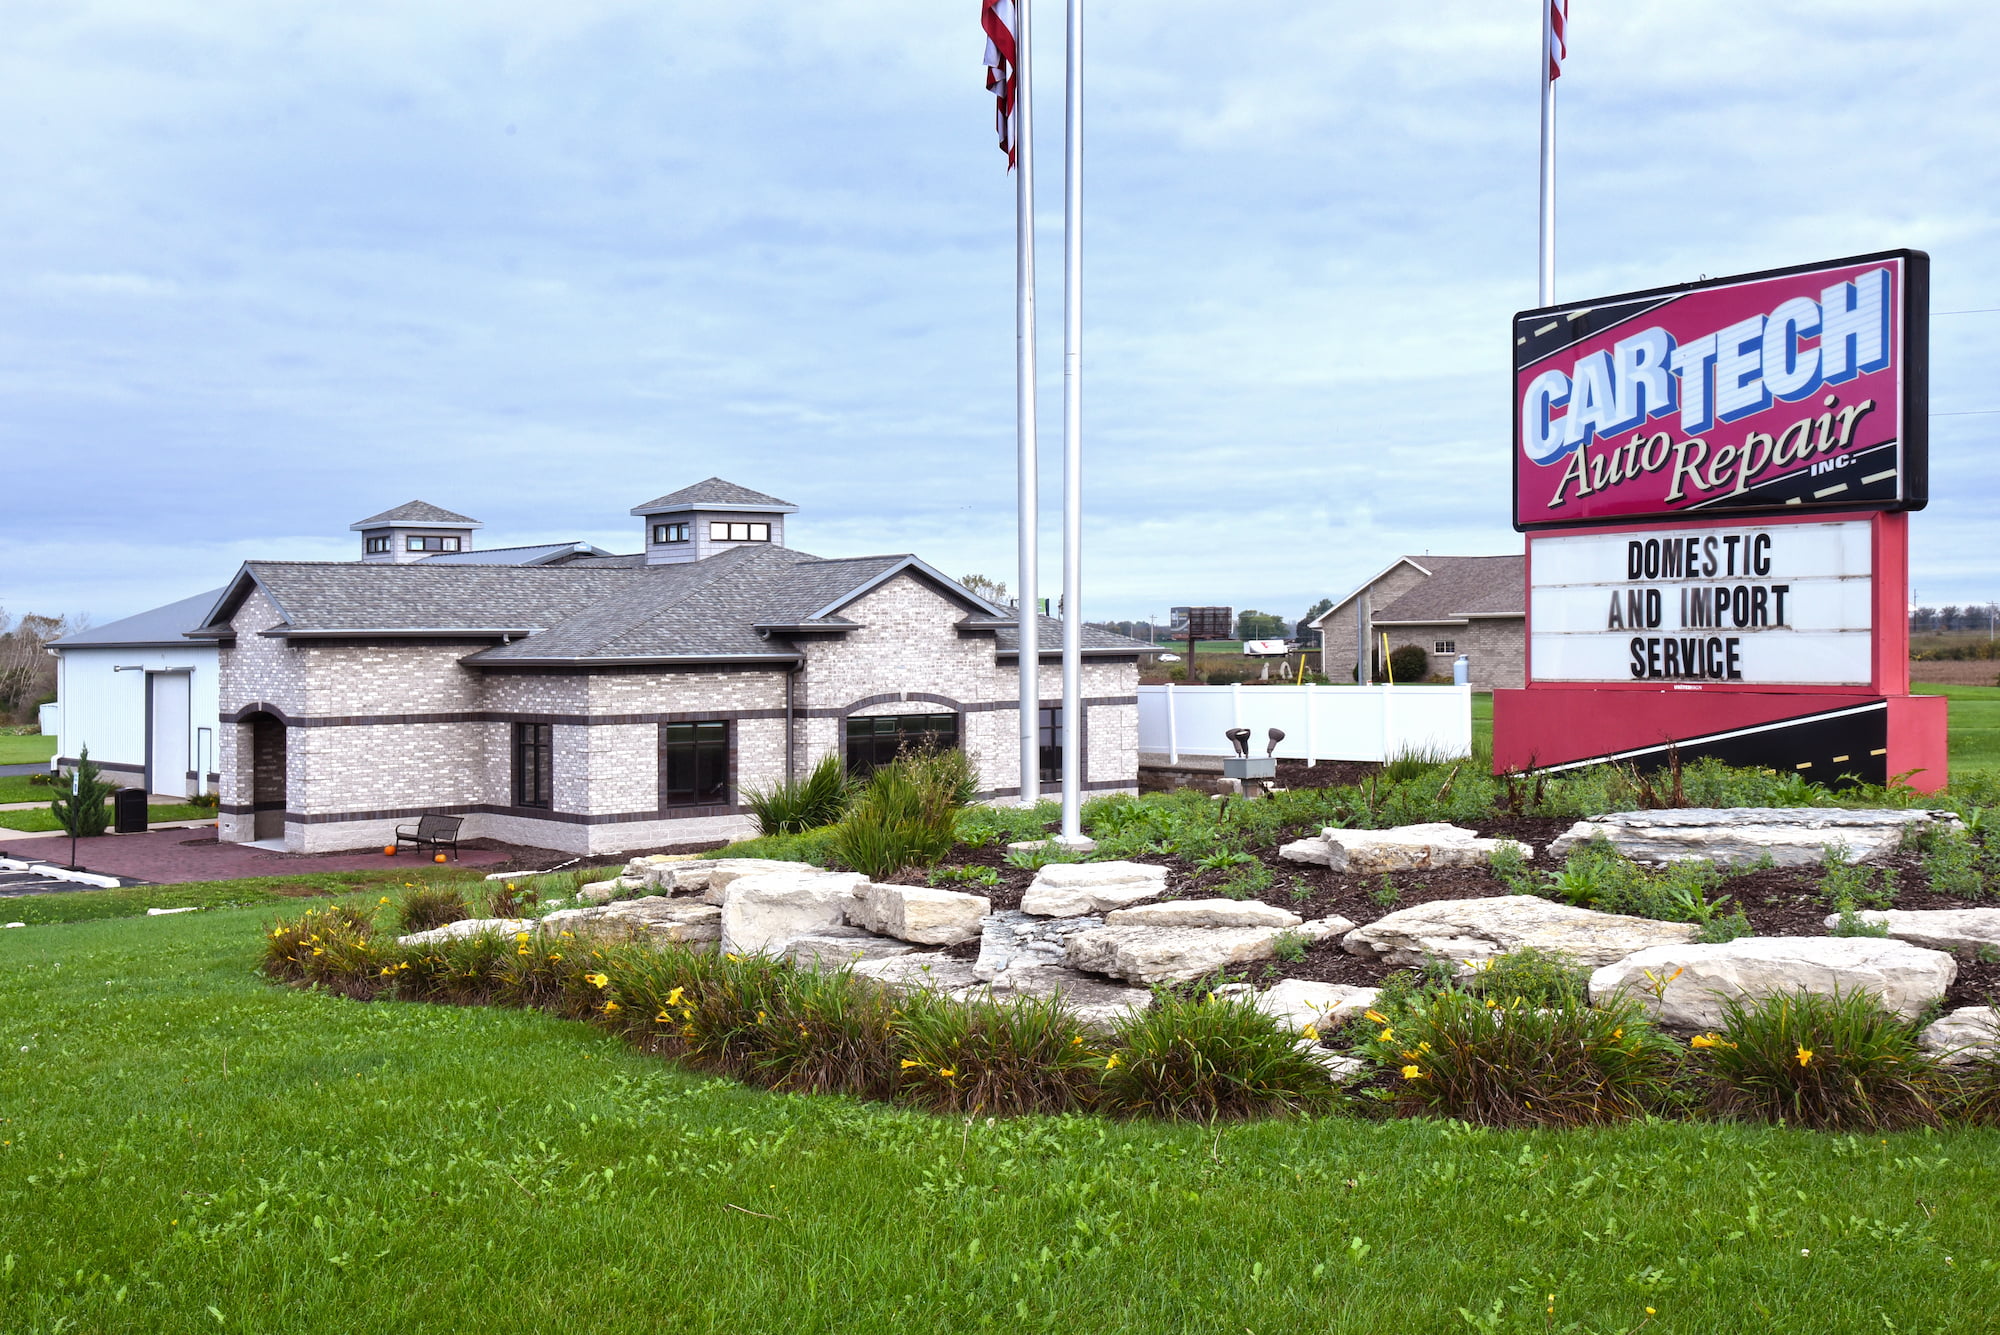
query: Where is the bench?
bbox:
[394,813,464,860]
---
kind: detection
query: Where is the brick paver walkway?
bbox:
[0,826,512,885]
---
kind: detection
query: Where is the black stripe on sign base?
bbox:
[1530,701,1890,789]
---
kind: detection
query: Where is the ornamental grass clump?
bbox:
[1101,994,1335,1122]
[1363,990,1680,1128]
[262,905,385,1000]
[744,965,901,1099]
[1698,988,1944,1131]
[831,751,969,880]
[394,884,470,934]
[896,991,1106,1116]
[744,752,853,836]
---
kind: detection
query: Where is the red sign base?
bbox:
[1492,688,1947,793]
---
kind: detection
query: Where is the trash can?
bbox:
[113,787,149,834]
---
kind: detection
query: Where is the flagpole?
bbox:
[1537,1,1557,307]
[1014,0,1042,810]
[1057,0,1084,842]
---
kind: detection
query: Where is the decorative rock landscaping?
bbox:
[1340,894,1700,969]
[1823,907,2000,953]
[1017,861,1167,916]
[1280,822,1531,873]
[972,909,1104,980]
[1547,807,1962,868]
[1065,916,1353,985]
[1591,936,1958,1029]
[1920,1006,1999,1065]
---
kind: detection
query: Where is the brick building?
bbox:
[187,479,1147,854]
[1310,554,1526,690]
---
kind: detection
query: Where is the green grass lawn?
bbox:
[1914,684,2000,776]
[0,802,214,832]
[0,775,55,804]
[0,732,56,765]
[2,902,1999,1333]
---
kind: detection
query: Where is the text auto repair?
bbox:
[1520,268,1891,510]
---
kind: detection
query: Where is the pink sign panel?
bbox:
[1513,251,1928,530]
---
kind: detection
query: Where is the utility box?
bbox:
[1221,755,1276,781]
[113,787,149,834]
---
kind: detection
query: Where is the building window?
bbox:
[652,522,691,545]
[405,535,461,553]
[1038,707,1062,783]
[845,713,957,777]
[1435,640,1457,655]
[513,723,553,809]
[364,536,391,554]
[708,521,770,543]
[663,721,730,807]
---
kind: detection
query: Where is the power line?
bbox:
[1930,409,2000,417]
[1936,307,2000,315]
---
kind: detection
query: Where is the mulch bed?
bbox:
[903,810,2000,1006]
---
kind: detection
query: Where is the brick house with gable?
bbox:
[1310,554,1526,689]
[188,480,1147,854]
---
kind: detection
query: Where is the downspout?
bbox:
[786,661,799,783]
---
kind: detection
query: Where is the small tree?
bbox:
[50,746,115,838]
[958,574,1008,605]
[1296,597,1333,642]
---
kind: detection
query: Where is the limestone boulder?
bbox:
[1106,899,1301,929]
[849,882,991,945]
[784,928,919,970]
[576,879,625,906]
[1020,861,1168,916]
[1215,979,1381,1033]
[1548,807,1961,869]
[662,858,824,904]
[397,917,534,946]
[1822,908,2000,954]
[1281,823,1531,875]
[848,952,985,995]
[972,910,1105,980]
[717,871,868,956]
[1341,895,1698,969]
[1295,1042,1369,1083]
[1920,1006,2000,1065]
[541,898,721,947]
[1590,936,1958,1029]
[1065,915,1352,985]
[974,966,1153,1031]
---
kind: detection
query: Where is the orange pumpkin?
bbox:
[433,853,448,864]
[383,845,396,856]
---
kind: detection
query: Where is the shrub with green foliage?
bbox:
[395,884,471,934]
[1545,839,1742,927]
[262,904,384,1000]
[1459,947,1590,1008]
[1386,643,1429,684]
[1361,989,1680,1128]
[744,752,852,835]
[1697,989,1943,1130]
[1101,994,1335,1121]
[1917,824,1998,900]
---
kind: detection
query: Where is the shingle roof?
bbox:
[52,587,229,649]
[418,542,612,566]
[189,540,1138,666]
[991,615,1156,657]
[1373,555,1525,623]
[628,478,798,516]
[348,500,483,531]
[201,562,644,636]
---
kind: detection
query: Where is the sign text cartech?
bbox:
[1513,251,1927,528]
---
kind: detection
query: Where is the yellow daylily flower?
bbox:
[1796,1045,1814,1067]
[1300,1024,1320,1043]
[938,1067,957,1079]
[1363,1009,1387,1025]
[1104,1054,1121,1070]
[1401,1065,1425,1080]
[1376,1027,1394,1043]
[585,972,609,988]
[665,987,685,1007]
[900,1059,923,1069]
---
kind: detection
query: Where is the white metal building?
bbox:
[47,589,226,797]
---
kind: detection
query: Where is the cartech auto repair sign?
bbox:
[1513,252,1928,530]
[1528,519,1873,686]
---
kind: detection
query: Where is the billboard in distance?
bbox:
[1513,250,1928,530]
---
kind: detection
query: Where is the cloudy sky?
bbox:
[3,0,1997,628]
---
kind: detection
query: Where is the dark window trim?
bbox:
[843,712,960,779]
[405,535,463,553]
[707,520,771,543]
[513,721,554,809]
[652,522,691,544]
[660,719,732,809]
[364,535,391,554]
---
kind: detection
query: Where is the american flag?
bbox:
[982,0,1019,167]
[1547,0,1568,81]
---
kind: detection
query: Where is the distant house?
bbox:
[1309,555,1526,689]
[179,479,1149,854]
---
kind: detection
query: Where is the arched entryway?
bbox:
[246,712,288,842]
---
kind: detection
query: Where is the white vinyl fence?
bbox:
[1138,683,1472,765]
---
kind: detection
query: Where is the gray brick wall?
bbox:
[216,568,1138,854]
[1319,561,1430,682]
